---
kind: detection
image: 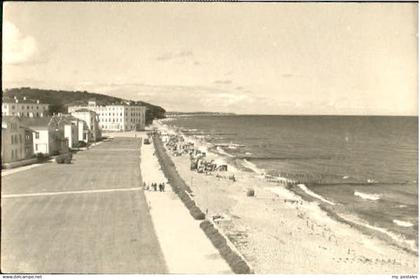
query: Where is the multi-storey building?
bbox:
[49,114,88,148]
[70,109,102,142]
[1,116,35,164]
[68,100,146,131]
[21,117,69,156]
[2,96,49,117]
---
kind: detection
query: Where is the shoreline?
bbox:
[153,121,418,274]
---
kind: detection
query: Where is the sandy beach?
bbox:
[154,122,418,274]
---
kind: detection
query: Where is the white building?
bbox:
[2,96,49,117]
[68,100,146,131]
[70,109,102,142]
[21,117,69,156]
[51,114,87,148]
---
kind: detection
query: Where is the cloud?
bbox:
[3,21,39,65]
[156,50,194,61]
[214,79,232,85]
[74,81,263,113]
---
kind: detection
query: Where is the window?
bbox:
[11,105,15,109]
[35,132,40,139]
[27,106,30,109]
[35,144,38,151]
[19,134,22,143]
[11,135,14,144]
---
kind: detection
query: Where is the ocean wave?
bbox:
[160,117,175,122]
[393,219,414,227]
[216,143,245,149]
[297,184,335,205]
[215,146,235,158]
[311,181,409,187]
[354,191,381,201]
[337,213,418,253]
[239,155,333,161]
[241,159,265,175]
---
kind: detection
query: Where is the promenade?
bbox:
[1,137,167,273]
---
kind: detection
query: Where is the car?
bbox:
[144,138,151,144]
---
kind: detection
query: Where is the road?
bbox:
[1,137,168,273]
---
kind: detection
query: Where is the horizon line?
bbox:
[166,112,418,117]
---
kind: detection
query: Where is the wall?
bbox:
[1,119,29,164]
[64,124,78,148]
[71,111,100,142]
[24,129,34,159]
[2,102,49,117]
[69,104,146,132]
[33,130,49,155]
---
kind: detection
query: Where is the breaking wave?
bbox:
[393,219,414,227]
[354,191,381,201]
[297,184,336,205]
[241,159,265,175]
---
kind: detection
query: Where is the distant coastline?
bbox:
[166,112,236,117]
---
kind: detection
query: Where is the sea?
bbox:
[163,115,418,252]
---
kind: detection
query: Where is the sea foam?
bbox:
[354,191,381,201]
[241,159,265,175]
[393,219,414,227]
[216,146,235,158]
[297,184,335,206]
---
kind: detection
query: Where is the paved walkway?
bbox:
[140,137,232,274]
[1,137,167,273]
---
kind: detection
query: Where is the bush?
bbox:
[200,220,213,230]
[246,189,255,197]
[199,220,253,274]
[55,156,65,164]
[75,141,87,148]
[189,205,206,220]
[35,152,49,161]
[55,153,72,164]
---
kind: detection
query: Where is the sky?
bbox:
[2,2,418,115]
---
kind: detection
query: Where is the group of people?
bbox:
[144,182,166,192]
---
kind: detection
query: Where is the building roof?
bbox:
[2,116,37,132]
[20,117,53,129]
[73,108,95,113]
[2,96,46,105]
[50,114,78,127]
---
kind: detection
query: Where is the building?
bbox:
[50,114,87,148]
[21,117,69,156]
[1,116,35,164]
[68,100,146,131]
[2,96,49,117]
[70,109,101,142]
